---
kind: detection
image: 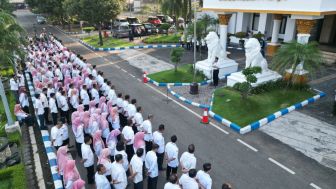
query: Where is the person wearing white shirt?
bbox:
[133,107,143,132]
[59,91,70,124]
[122,120,135,161]
[142,114,153,152]
[164,175,181,189]
[212,57,220,87]
[19,90,29,113]
[180,144,197,173]
[91,84,100,105]
[111,154,128,189]
[145,144,159,189]
[165,135,179,180]
[127,99,137,119]
[73,123,84,158]
[80,85,90,110]
[47,84,55,98]
[116,93,123,113]
[114,141,129,172]
[55,67,63,81]
[46,67,54,79]
[92,66,98,78]
[81,136,95,184]
[9,77,19,100]
[196,163,212,189]
[61,123,69,146]
[120,95,130,126]
[34,94,46,130]
[130,148,144,189]
[95,164,112,189]
[50,121,63,150]
[153,124,165,171]
[41,88,51,124]
[179,169,200,189]
[49,93,58,125]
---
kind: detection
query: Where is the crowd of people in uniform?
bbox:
[11,30,233,189]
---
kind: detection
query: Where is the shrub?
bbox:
[250,79,310,95]
[235,32,247,39]
[253,32,265,40]
[0,164,26,189]
[83,27,95,33]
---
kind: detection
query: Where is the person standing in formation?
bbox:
[145,144,159,189]
[196,163,212,189]
[51,121,63,151]
[81,136,95,184]
[95,164,111,189]
[142,114,154,153]
[164,175,181,189]
[165,135,179,180]
[180,144,197,173]
[153,124,165,171]
[129,148,144,189]
[111,154,128,189]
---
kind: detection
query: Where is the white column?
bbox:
[220,24,228,58]
[271,19,281,43]
[284,18,296,42]
[258,13,268,33]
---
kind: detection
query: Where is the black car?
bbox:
[142,23,158,35]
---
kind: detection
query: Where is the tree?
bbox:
[0,10,27,125]
[78,0,125,46]
[170,48,185,72]
[271,41,323,85]
[233,67,262,99]
[62,0,80,32]
[0,0,14,14]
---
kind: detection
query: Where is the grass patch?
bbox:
[82,35,136,48]
[212,87,315,126]
[143,34,181,44]
[148,64,206,83]
[0,164,26,189]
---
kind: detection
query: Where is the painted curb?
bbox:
[25,72,63,189]
[208,89,326,134]
[144,73,231,87]
[167,84,210,109]
[79,39,182,51]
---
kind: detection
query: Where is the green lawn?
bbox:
[212,88,315,126]
[143,34,181,44]
[82,35,136,48]
[148,64,207,83]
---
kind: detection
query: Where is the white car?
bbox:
[36,16,46,24]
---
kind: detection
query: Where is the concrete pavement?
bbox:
[15,9,336,189]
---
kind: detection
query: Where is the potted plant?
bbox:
[235,32,247,48]
[253,32,265,40]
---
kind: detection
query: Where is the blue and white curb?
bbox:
[208,90,326,134]
[145,73,231,87]
[25,72,63,189]
[167,84,210,109]
[79,39,182,51]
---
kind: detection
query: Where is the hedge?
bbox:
[0,164,26,189]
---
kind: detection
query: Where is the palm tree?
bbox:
[271,41,324,85]
[0,10,27,125]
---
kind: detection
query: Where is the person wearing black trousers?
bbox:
[212,57,219,87]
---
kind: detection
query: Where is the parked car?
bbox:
[143,23,158,35]
[36,16,46,24]
[157,15,174,24]
[129,24,146,37]
[113,18,129,27]
[127,17,140,24]
[112,24,130,38]
[148,16,161,26]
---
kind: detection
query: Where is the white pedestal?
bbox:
[285,68,309,75]
[5,121,21,135]
[227,71,282,87]
[195,59,238,79]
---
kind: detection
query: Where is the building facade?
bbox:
[202,0,336,55]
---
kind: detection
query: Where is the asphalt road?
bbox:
[15,10,336,189]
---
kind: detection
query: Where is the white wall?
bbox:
[204,0,334,12]
[284,18,296,42]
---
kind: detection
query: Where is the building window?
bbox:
[279,16,287,34]
[252,13,260,31]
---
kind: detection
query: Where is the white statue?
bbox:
[195,32,238,79]
[227,38,282,87]
[205,31,226,65]
[244,38,268,73]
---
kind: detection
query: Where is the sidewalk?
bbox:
[260,111,336,171]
